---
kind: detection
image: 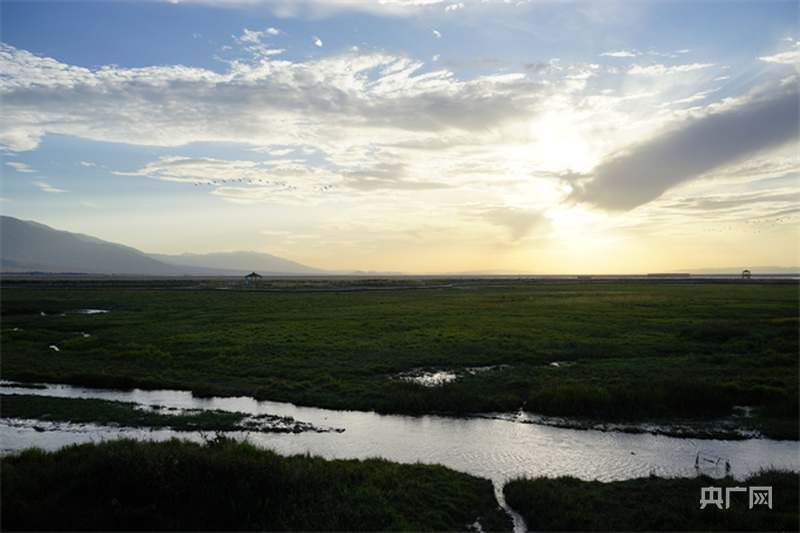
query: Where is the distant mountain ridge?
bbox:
[150,251,326,276]
[3,216,796,277]
[0,216,327,276]
[1,216,178,275]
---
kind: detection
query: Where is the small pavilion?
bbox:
[741,269,751,280]
[244,271,263,287]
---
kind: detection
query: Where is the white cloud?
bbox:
[667,87,721,106]
[648,49,691,59]
[628,62,714,76]
[5,161,35,173]
[313,36,323,47]
[759,43,800,66]
[33,180,67,193]
[254,147,295,156]
[237,28,264,44]
[600,50,639,58]
[119,156,262,183]
[230,29,285,59]
[445,3,464,12]
[0,43,553,156]
[168,0,461,18]
[433,30,442,38]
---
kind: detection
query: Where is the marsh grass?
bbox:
[1,438,508,531]
[2,279,797,438]
[0,394,325,433]
[503,469,799,531]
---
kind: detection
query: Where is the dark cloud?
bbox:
[344,162,448,191]
[362,76,544,133]
[523,62,559,76]
[663,191,798,212]
[569,81,799,211]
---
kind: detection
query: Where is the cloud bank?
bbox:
[2,34,796,224]
[0,43,545,156]
[569,79,799,211]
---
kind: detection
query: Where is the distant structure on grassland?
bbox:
[244,271,262,287]
[741,269,751,279]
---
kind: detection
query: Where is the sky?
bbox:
[1,0,798,275]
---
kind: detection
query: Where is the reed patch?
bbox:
[1,438,509,531]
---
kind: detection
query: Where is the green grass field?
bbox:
[0,393,333,434]
[2,278,797,438]
[2,437,508,531]
[504,469,799,531]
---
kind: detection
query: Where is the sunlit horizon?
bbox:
[1,0,798,275]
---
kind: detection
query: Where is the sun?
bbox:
[524,112,598,174]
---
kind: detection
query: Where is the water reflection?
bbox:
[2,381,798,489]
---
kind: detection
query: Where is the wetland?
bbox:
[1,277,798,530]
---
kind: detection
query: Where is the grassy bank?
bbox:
[504,469,799,531]
[1,393,333,433]
[2,279,797,438]
[1,438,509,531]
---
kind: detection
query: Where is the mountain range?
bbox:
[1,216,797,277]
[0,216,327,276]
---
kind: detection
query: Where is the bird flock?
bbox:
[191,178,337,193]
[701,215,797,233]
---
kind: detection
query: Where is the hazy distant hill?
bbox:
[0,217,326,276]
[149,251,328,276]
[5,216,794,278]
[0,216,180,275]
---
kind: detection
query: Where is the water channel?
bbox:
[3,381,799,531]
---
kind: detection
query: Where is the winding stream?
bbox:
[3,382,798,531]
